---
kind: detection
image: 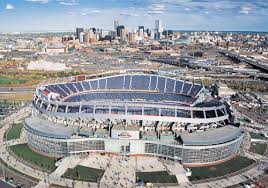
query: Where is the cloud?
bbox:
[147,3,165,14]
[150,4,165,11]
[239,5,252,14]
[5,4,14,10]
[120,12,139,17]
[58,0,79,6]
[25,0,50,3]
[147,10,164,14]
[91,10,101,13]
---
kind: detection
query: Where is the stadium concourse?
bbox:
[26,73,243,166]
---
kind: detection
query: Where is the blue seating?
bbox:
[157,77,165,93]
[63,91,197,105]
[52,85,68,97]
[166,78,175,93]
[175,80,183,94]
[131,75,149,90]
[150,76,157,89]
[182,82,192,95]
[161,109,175,117]
[99,79,106,89]
[189,85,202,96]
[65,83,77,93]
[73,82,83,92]
[58,84,71,95]
[90,80,98,90]
[107,76,124,89]
[81,81,91,90]
[124,75,131,89]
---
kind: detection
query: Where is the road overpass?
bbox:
[219,49,268,73]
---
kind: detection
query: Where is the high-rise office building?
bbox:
[114,20,119,30]
[128,32,137,42]
[138,26,144,31]
[120,28,128,41]
[116,25,125,37]
[265,35,268,46]
[150,30,155,40]
[79,32,85,43]
[155,20,163,33]
[139,29,144,40]
[76,28,84,40]
[109,30,117,40]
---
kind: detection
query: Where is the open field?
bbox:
[136,171,177,183]
[62,165,104,182]
[5,123,23,140]
[0,93,33,101]
[0,69,91,87]
[9,144,56,172]
[189,156,255,181]
[0,77,26,85]
[250,143,267,155]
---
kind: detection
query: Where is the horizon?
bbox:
[1,0,268,32]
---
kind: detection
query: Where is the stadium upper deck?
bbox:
[40,74,203,105]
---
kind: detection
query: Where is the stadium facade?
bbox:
[25,73,244,166]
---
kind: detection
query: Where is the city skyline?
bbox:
[0,0,268,32]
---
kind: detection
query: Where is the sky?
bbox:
[0,0,268,32]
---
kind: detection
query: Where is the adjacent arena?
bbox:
[25,73,244,166]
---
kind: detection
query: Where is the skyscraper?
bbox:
[120,28,128,41]
[155,20,163,33]
[79,32,85,43]
[265,35,268,46]
[116,25,125,37]
[114,20,119,30]
[138,26,145,31]
[76,28,84,40]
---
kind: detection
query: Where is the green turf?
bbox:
[9,144,56,172]
[0,77,26,85]
[136,171,177,183]
[249,132,266,140]
[5,123,23,140]
[250,143,267,155]
[62,165,104,182]
[189,156,255,181]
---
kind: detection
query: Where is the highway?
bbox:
[219,49,268,73]
[148,55,268,80]
[0,87,35,94]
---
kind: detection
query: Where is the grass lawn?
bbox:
[250,143,267,155]
[9,144,56,172]
[0,77,26,85]
[136,171,177,183]
[5,123,23,140]
[249,132,266,140]
[189,156,255,181]
[62,165,104,182]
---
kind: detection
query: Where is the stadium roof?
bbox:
[24,117,77,139]
[180,125,242,146]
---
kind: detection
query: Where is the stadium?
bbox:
[25,72,244,166]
